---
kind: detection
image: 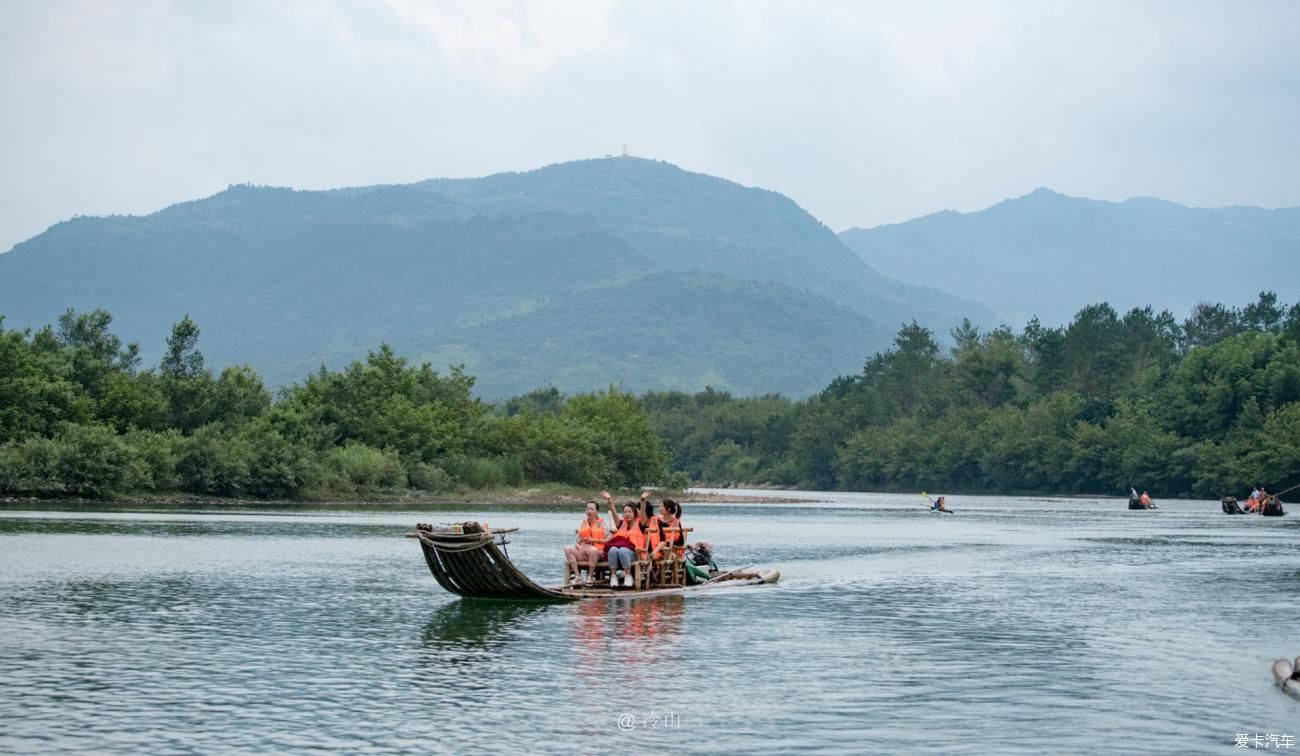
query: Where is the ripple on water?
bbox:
[1,498,1297,753]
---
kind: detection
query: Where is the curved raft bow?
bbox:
[411,523,568,600]
[407,522,779,601]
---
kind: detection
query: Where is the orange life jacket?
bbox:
[660,515,684,547]
[613,519,646,552]
[1140,493,1151,505]
[644,516,663,553]
[578,518,606,544]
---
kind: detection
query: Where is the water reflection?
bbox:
[4,499,1300,753]
[422,600,551,648]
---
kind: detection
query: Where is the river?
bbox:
[1,492,1296,753]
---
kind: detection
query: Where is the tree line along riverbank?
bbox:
[2,292,1297,501]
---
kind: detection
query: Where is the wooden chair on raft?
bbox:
[562,527,693,590]
[646,526,692,588]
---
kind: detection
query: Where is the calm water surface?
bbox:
[1,492,1297,754]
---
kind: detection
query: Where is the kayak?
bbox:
[1128,497,1157,510]
[1273,659,1300,701]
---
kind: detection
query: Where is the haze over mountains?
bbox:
[841,188,1300,327]
[0,158,991,398]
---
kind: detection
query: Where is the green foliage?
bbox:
[561,388,667,488]
[0,158,996,399]
[640,293,1300,497]
[161,315,204,378]
[643,387,795,484]
[500,386,565,416]
[239,417,318,499]
[0,323,93,442]
[323,443,405,492]
[120,429,181,492]
[174,424,251,497]
[211,366,272,427]
[99,371,169,431]
[0,423,132,498]
[486,412,611,486]
[3,292,1297,500]
[289,345,484,464]
[446,455,526,490]
[52,423,131,498]
[0,436,60,495]
[407,462,455,493]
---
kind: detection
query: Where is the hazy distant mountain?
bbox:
[840,188,1300,326]
[403,272,891,398]
[415,159,994,330]
[0,158,989,398]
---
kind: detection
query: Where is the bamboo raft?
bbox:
[407,522,779,601]
[1221,496,1287,516]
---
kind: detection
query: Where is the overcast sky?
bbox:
[2,0,1298,253]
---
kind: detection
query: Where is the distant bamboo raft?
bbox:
[410,522,574,601]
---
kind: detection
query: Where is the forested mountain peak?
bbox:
[0,157,993,398]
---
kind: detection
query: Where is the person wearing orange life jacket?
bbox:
[650,499,685,560]
[1247,484,1262,512]
[641,497,664,555]
[601,489,647,527]
[1257,486,1276,514]
[603,502,646,589]
[564,501,608,586]
[1140,491,1153,508]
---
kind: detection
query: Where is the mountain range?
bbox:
[0,158,990,398]
[840,188,1300,327]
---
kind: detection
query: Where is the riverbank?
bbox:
[0,485,809,509]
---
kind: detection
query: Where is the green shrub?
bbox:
[0,437,61,494]
[664,470,692,490]
[121,429,180,491]
[240,419,318,499]
[407,462,454,493]
[448,455,525,489]
[175,424,251,497]
[324,443,405,491]
[53,423,130,498]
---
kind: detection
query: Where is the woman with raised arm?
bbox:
[603,501,646,589]
[651,499,684,559]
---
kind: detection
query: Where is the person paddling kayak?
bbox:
[932,496,951,513]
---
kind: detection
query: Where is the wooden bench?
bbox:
[563,526,694,590]
[564,559,652,589]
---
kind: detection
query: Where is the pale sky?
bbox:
[2,0,1299,253]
